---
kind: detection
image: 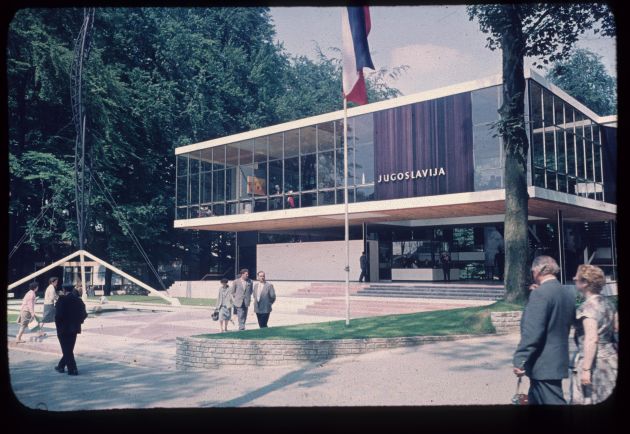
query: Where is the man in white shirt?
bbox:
[39,276,59,337]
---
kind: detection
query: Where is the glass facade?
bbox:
[176,115,375,218]
[528,80,605,201]
[176,78,611,218]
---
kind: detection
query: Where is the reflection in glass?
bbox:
[472,86,500,125]
[226,145,239,168]
[238,140,254,165]
[301,192,316,208]
[356,185,375,202]
[212,170,225,202]
[268,160,283,195]
[566,132,576,177]
[269,196,283,210]
[254,137,268,163]
[284,157,299,192]
[300,126,317,154]
[585,140,594,180]
[529,81,543,128]
[213,145,226,168]
[533,167,545,188]
[318,122,335,151]
[544,131,555,170]
[254,198,267,213]
[284,129,299,158]
[532,132,544,168]
[546,171,557,190]
[318,151,335,189]
[318,190,335,206]
[556,129,566,173]
[268,133,283,160]
[337,188,354,204]
[301,154,317,191]
[201,172,212,204]
[225,167,237,201]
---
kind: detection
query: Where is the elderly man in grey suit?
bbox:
[231,268,253,330]
[253,271,276,328]
[513,256,576,404]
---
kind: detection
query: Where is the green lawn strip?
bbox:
[86,295,215,306]
[194,300,523,340]
[8,313,19,323]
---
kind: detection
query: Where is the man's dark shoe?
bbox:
[54,366,65,373]
[67,370,78,376]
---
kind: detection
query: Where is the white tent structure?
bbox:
[8,250,181,306]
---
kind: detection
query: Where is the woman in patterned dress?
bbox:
[570,264,618,404]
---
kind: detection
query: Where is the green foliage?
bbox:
[546,48,617,116]
[7,8,403,283]
[467,4,615,67]
[196,300,521,340]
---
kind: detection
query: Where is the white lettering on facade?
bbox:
[376,167,447,184]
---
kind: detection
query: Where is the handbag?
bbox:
[211,309,219,321]
[511,377,529,405]
[28,317,39,331]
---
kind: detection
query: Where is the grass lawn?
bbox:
[196,300,524,340]
[8,313,18,323]
[86,295,215,306]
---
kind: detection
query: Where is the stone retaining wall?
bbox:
[490,311,522,334]
[176,334,476,369]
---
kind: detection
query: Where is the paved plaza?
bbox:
[6,295,575,410]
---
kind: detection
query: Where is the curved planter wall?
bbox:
[176,334,477,370]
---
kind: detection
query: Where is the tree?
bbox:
[547,48,617,116]
[7,8,404,288]
[467,4,615,302]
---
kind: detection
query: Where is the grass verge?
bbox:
[195,300,523,340]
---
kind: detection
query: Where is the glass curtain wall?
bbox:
[471,85,503,190]
[529,80,605,201]
[176,115,375,219]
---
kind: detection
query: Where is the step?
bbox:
[356,290,505,298]
[353,293,502,300]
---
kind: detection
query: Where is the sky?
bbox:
[269,5,617,96]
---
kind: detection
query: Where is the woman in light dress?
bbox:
[215,278,234,332]
[15,282,39,343]
[570,264,618,404]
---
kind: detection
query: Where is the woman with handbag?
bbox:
[215,278,234,333]
[15,282,39,343]
[570,264,618,404]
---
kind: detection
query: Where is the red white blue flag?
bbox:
[342,6,375,105]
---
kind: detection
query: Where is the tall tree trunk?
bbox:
[501,5,530,303]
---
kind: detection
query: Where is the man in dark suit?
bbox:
[513,256,576,404]
[231,268,253,330]
[54,283,88,376]
[253,271,276,328]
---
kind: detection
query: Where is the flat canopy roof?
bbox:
[174,187,616,232]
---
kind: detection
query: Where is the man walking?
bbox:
[513,256,576,404]
[54,283,88,376]
[253,271,276,328]
[359,251,368,282]
[231,268,253,331]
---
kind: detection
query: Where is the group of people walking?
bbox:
[513,256,618,405]
[15,277,88,376]
[213,268,276,332]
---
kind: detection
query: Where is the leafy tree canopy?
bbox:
[7,7,402,284]
[546,48,617,116]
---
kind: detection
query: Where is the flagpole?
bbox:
[343,96,350,327]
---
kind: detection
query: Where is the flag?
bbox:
[342,6,375,105]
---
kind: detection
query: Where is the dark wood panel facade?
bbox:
[374,92,474,200]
